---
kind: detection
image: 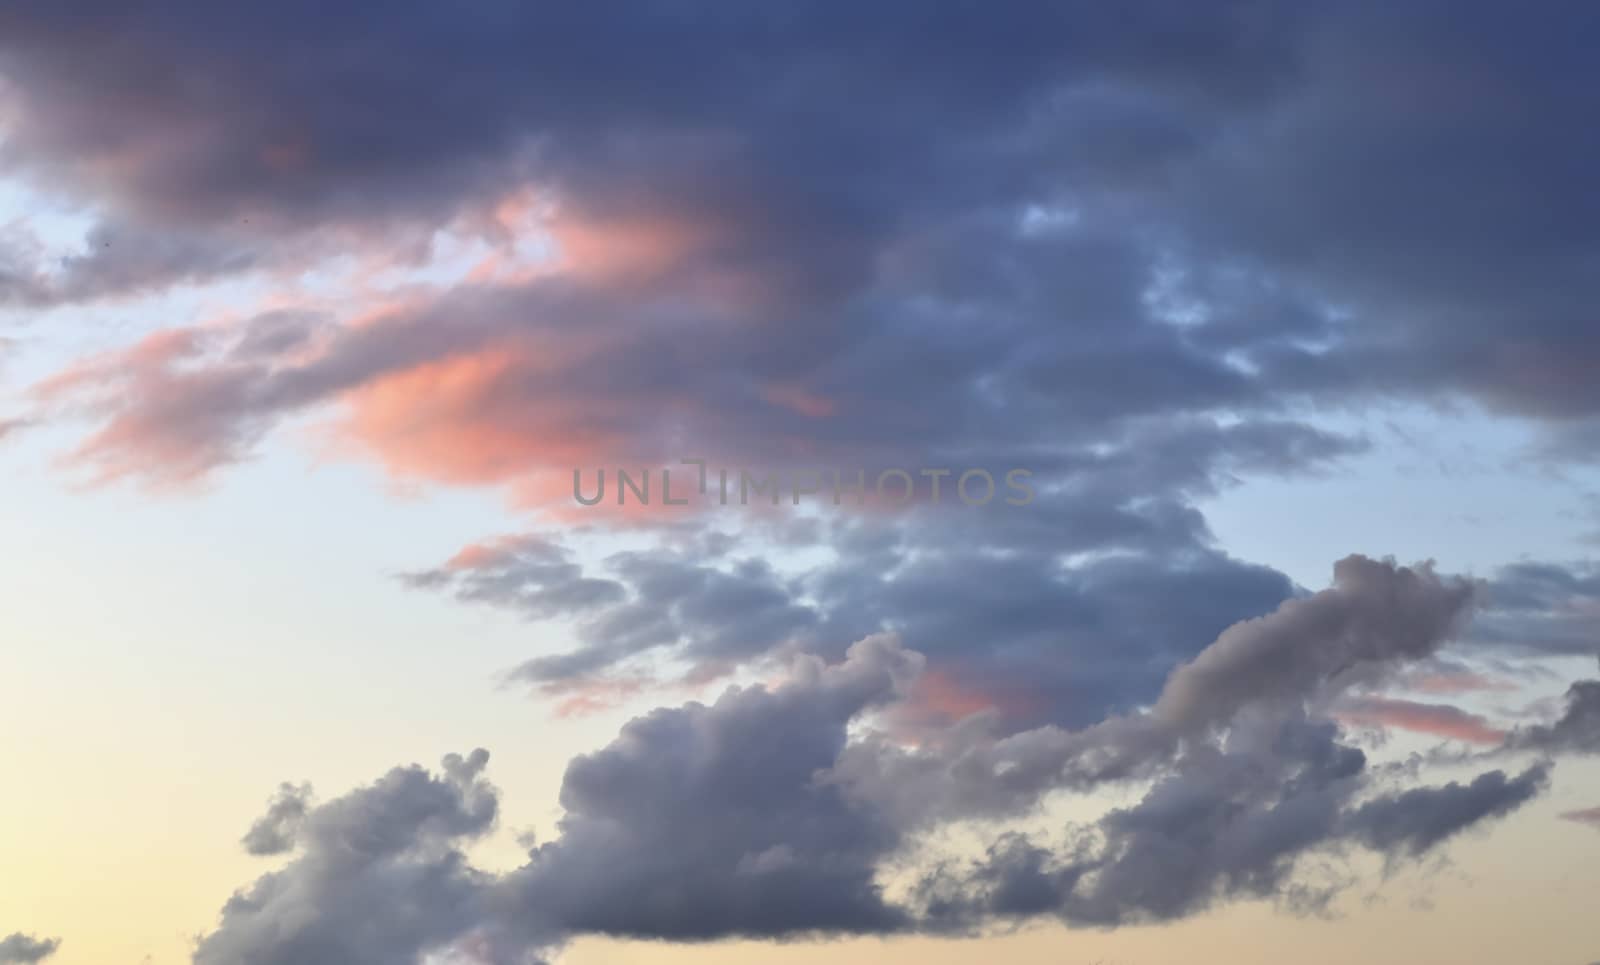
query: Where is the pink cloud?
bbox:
[1338,696,1506,745]
[1560,805,1600,829]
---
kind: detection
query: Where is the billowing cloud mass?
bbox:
[4,2,1600,962]
[0,934,59,965]
[194,562,1578,962]
[193,750,500,965]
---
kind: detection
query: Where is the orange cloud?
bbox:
[333,341,619,487]
[552,209,718,287]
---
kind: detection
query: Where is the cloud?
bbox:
[1506,678,1600,755]
[0,934,59,965]
[0,219,267,309]
[503,634,921,941]
[923,730,1539,931]
[830,557,1478,829]
[927,715,1370,928]
[240,782,313,856]
[408,535,818,692]
[1470,562,1600,658]
[1343,766,1550,857]
[196,619,1554,961]
[1560,806,1600,829]
[4,1,1600,447]
[1336,697,1506,745]
[193,750,502,965]
[1149,556,1475,734]
[194,638,921,962]
[399,535,626,622]
[383,416,1361,729]
[408,524,1302,728]
[412,543,1486,780]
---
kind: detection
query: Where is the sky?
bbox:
[1,3,1598,964]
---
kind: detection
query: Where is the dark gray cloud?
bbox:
[1507,679,1600,756]
[5,0,1599,439]
[193,749,503,965]
[923,736,1545,932]
[830,556,1477,828]
[410,525,1299,728]
[197,621,1552,961]
[881,555,1547,931]
[980,715,1367,928]
[0,2,1300,243]
[502,634,920,942]
[1343,765,1550,857]
[198,533,1600,962]
[6,1,1594,500]
[360,404,1371,741]
[402,423,1367,728]
[0,934,59,965]
[194,638,921,961]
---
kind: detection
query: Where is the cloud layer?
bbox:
[196,560,1591,962]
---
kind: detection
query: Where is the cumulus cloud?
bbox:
[502,634,922,941]
[195,565,1558,961]
[193,750,501,965]
[195,639,920,961]
[828,556,1477,827]
[1149,556,1475,733]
